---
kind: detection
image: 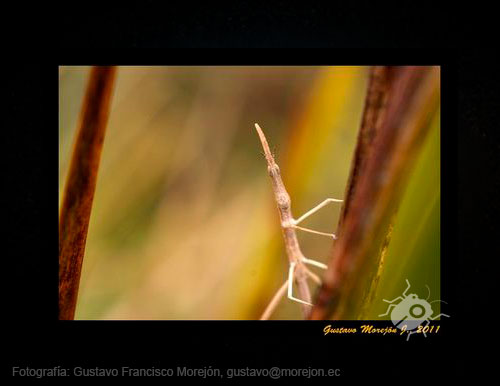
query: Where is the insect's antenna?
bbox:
[429,299,448,305]
[425,285,431,300]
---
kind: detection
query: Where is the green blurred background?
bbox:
[59,66,440,320]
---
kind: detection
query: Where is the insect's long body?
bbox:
[268,165,303,263]
[254,123,343,319]
[263,142,312,309]
[281,227,303,263]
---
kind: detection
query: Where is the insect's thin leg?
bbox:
[406,330,417,341]
[303,266,322,285]
[429,313,450,320]
[406,319,427,341]
[382,295,404,304]
[402,279,411,296]
[293,198,343,225]
[292,225,337,239]
[378,303,397,317]
[287,262,313,306]
[260,279,289,320]
[301,257,328,270]
[420,320,430,338]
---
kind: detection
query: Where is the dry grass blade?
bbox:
[337,66,394,231]
[59,66,117,320]
[310,66,440,320]
[335,66,394,318]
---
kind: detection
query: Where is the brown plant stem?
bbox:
[333,66,395,318]
[336,66,394,232]
[310,66,440,320]
[58,66,117,320]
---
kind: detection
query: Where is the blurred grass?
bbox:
[370,109,441,318]
[59,66,439,320]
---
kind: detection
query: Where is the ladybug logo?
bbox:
[379,279,449,340]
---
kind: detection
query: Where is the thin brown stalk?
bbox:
[59,66,117,320]
[310,66,440,320]
[332,66,395,318]
[336,66,394,232]
[254,123,312,318]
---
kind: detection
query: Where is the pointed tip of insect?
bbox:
[254,123,265,139]
[254,123,262,136]
[253,123,274,164]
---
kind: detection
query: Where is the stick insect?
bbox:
[254,123,343,320]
